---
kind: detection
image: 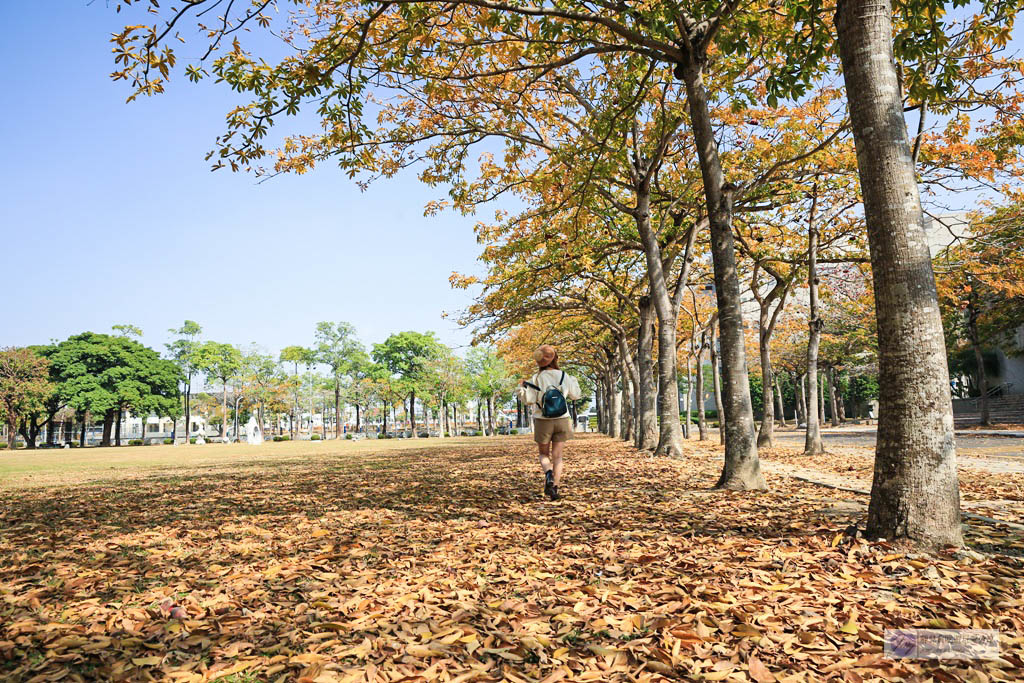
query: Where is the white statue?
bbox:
[195,434,206,445]
[245,416,263,445]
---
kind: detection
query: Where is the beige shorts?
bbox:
[533,417,574,444]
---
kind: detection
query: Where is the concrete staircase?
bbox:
[953,393,1024,426]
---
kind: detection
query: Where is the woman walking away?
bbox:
[519,345,582,501]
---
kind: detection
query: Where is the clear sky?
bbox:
[0,2,487,361]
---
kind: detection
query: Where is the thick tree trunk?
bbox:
[6,416,16,449]
[805,204,826,455]
[115,407,122,446]
[610,385,622,439]
[837,0,961,547]
[487,396,496,436]
[80,418,87,447]
[633,187,685,457]
[101,410,114,447]
[710,334,725,445]
[797,372,808,426]
[636,295,658,449]
[680,61,762,488]
[595,383,605,435]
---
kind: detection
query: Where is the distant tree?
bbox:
[314,321,364,438]
[0,348,53,450]
[48,333,180,446]
[195,341,243,440]
[166,321,202,443]
[372,332,441,438]
[279,345,314,437]
[466,346,514,437]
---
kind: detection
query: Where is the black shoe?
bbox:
[544,470,554,499]
[549,485,560,501]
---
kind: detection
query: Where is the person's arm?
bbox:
[566,375,583,401]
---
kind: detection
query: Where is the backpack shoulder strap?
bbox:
[558,371,565,386]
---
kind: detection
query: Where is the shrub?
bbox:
[378,433,386,439]
[510,429,518,435]
[163,438,174,445]
[272,435,284,442]
[189,437,197,444]
[344,433,352,440]
[0,442,6,449]
[444,432,451,437]
[311,434,322,441]
[128,439,144,446]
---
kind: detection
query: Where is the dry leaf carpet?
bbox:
[1,435,1023,683]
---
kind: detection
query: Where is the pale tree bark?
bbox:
[797,372,808,426]
[619,355,634,442]
[634,189,686,457]
[679,59,763,489]
[696,331,709,441]
[775,381,787,428]
[636,295,658,449]
[837,0,961,547]
[682,355,692,439]
[710,328,725,445]
[828,367,841,427]
[804,192,826,456]
[752,265,792,448]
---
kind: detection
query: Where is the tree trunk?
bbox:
[610,385,622,439]
[634,191,685,457]
[682,355,692,440]
[679,59,763,489]
[828,367,841,427]
[636,295,658,449]
[619,354,634,442]
[757,335,775,448]
[595,383,605,434]
[6,416,16,450]
[968,296,990,426]
[487,396,495,436]
[775,380,787,427]
[80,417,87,448]
[696,337,709,441]
[710,333,725,445]
[410,390,418,437]
[184,378,192,445]
[805,200,826,455]
[797,372,807,426]
[836,0,961,547]
[101,409,114,447]
[115,407,122,446]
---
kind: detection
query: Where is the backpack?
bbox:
[525,371,569,418]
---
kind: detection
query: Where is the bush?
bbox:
[163,438,174,445]
[272,435,284,442]
[0,442,6,449]
[189,437,197,444]
[378,433,386,439]
[128,439,144,446]
[510,429,518,435]
[444,432,451,437]
[311,434,322,441]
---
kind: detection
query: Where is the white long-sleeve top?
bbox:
[518,368,583,420]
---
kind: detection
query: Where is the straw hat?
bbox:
[533,345,556,367]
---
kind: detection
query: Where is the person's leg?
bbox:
[537,442,552,474]
[550,440,565,486]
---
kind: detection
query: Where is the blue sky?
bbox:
[0,2,487,360]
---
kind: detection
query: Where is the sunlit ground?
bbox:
[1,436,1022,682]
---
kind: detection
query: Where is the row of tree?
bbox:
[0,322,539,449]
[108,0,1024,549]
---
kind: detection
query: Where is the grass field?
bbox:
[0,436,494,490]
[1,436,1022,682]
